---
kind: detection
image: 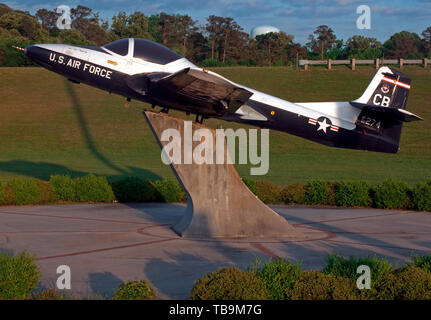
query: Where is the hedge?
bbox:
[370,266,431,300]
[189,255,431,300]
[255,181,280,204]
[6,178,41,205]
[411,182,431,211]
[50,174,115,203]
[32,289,63,300]
[373,178,411,209]
[0,251,41,299]
[113,281,157,300]
[335,181,372,207]
[111,177,162,202]
[408,254,431,274]
[280,183,306,205]
[190,267,268,300]
[253,258,301,300]
[49,175,76,201]
[322,254,393,288]
[75,174,116,202]
[305,180,331,205]
[0,176,429,211]
[153,180,186,203]
[290,270,358,300]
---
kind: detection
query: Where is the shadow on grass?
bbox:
[65,80,128,176]
[0,160,162,181]
[0,79,163,182]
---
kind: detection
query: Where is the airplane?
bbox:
[22,37,422,154]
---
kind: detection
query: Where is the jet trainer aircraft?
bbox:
[24,38,422,153]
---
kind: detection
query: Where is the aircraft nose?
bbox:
[25,45,35,58]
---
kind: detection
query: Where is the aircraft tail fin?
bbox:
[354,67,411,109]
[352,67,417,153]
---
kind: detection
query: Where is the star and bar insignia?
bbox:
[308,117,339,133]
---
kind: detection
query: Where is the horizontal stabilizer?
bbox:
[350,101,423,122]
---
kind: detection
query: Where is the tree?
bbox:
[186,30,209,63]
[127,12,152,39]
[148,14,162,43]
[346,35,382,59]
[110,11,151,43]
[110,12,128,39]
[256,31,293,66]
[286,42,308,64]
[0,4,12,18]
[219,17,245,63]
[0,11,48,41]
[422,27,431,57]
[70,6,107,45]
[307,25,336,59]
[176,15,197,56]
[158,12,178,46]
[205,15,224,60]
[35,8,58,30]
[383,31,423,59]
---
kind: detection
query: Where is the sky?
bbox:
[3,0,431,44]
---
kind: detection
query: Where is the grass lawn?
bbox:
[0,65,430,185]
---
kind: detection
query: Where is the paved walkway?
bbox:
[0,203,430,299]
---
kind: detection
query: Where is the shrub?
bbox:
[190,267,268,300]
[153,180,185,203]
[411,182,431,211]
[49,175,76,201]
[335,181,372,207]
[373,179,410,209]
[371,266,431,300]
[0,184,14,205]
[255,181,280,204]
[280,183,306,204]
[0,181,4,204]
[242,178,257,195]
[327,181,338,206]
[113,280,157,300]
[323,254,392,287]
[32,289,63,300]
[254,259,302,300]
[305,180,331,205]
[35,180,57,204]
[290,270,358,300]
[7,178,40,205]
[111,177,162,202]
[408,254,431,274]
[74,174,116,202]
[200,58,224,67]
[0,251,41,299]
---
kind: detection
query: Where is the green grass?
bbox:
[0,65,430,185]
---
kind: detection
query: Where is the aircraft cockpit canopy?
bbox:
[103,38,183,65]
[103,38,129,56]
[132,38,182,65]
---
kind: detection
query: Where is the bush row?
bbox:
[0,175,186,205]
[2,250,431,300]
[244,178,431,211]
[190,254,431,300]
[0,175,430,211]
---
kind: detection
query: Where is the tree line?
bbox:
[0,3,430,67]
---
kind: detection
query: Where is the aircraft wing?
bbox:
[127,68,253,114]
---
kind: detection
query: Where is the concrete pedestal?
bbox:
[143,110,305,238]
